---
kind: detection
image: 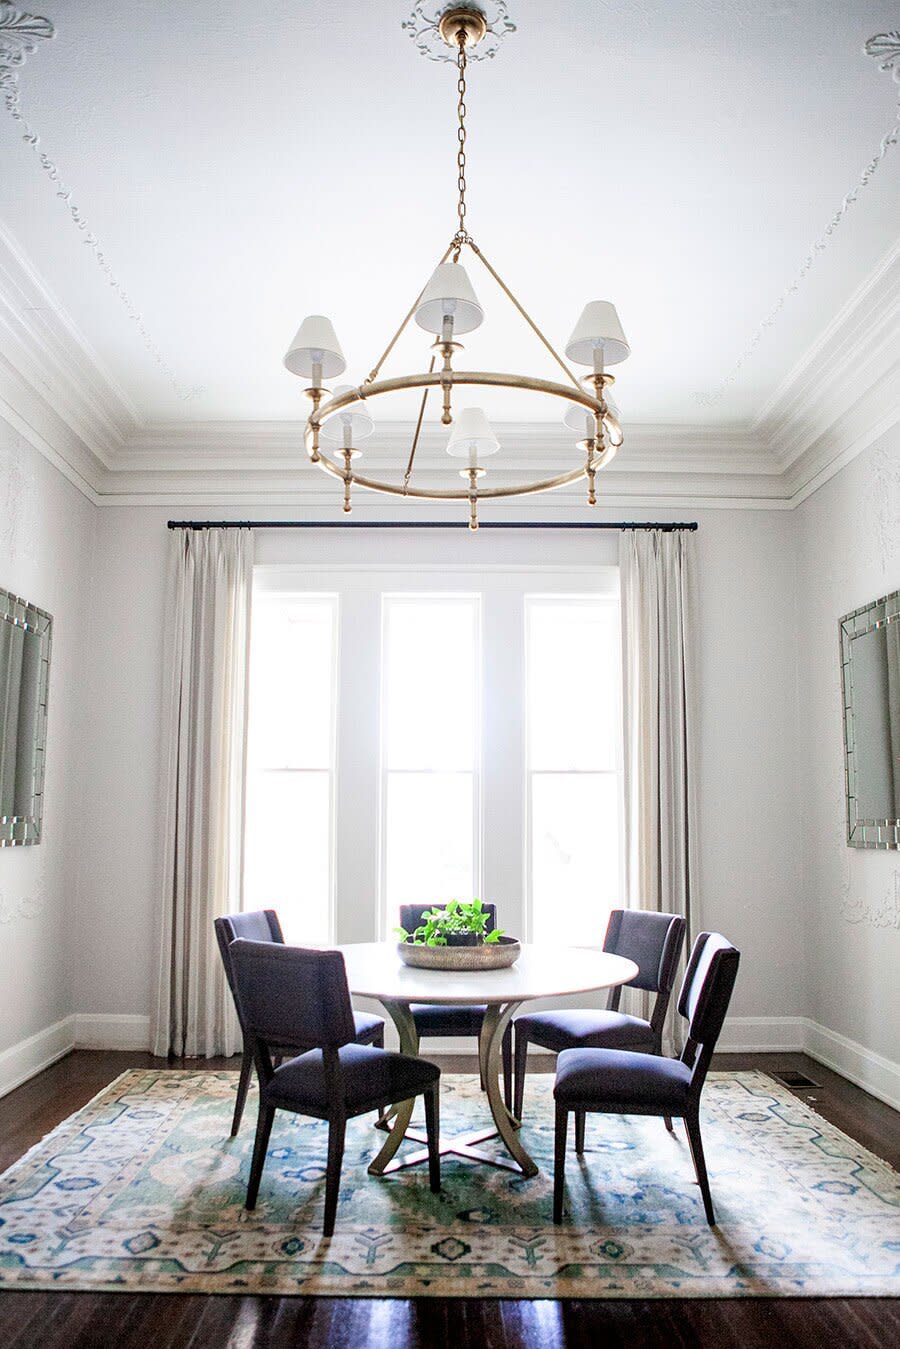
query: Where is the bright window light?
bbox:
[244,594,337,945]
[526,597,622,945]
[382,595,480,922]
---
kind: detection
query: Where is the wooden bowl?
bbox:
[397,935,521,971]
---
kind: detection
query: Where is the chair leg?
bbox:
[664,1115,675,1133]
[553,1103,568,1224]
[424,1084,441,1194]
[231,1044,254,1137]
[685,1112,716,1225]
[323,1114,347,1237]
[374,1026,385,1049]
[513,1026,529,1121]
[245,1101,275,1210]
[574,1108,586,1155]
[501,1025,513,1113]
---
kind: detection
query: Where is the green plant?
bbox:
[394,898,504,947]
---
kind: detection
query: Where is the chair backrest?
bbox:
[214,910,284,1019]
[603,909,686,994]
[229,939,358,1055]
[399,902,497,935]
[677,931,740,1081]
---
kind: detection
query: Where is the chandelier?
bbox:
[283,4,630,529]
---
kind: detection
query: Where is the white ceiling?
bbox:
[0,0,898,443]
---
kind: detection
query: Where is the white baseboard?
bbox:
[717,1015,807,1053]
[74,1013,151,1051]
[0,1015,75,1100]
[719,1015,900,1113]
[2,1011,897,1117]
[804,1020,900,1114]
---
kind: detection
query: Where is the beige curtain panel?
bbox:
[620,528,698,1052]
[151,528,253,1058]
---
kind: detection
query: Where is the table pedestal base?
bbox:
[380,1123,524,1174]
[367,998,539,1180]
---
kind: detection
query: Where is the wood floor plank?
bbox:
[0,1049,897,1348]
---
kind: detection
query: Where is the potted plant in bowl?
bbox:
[395,899,520,970]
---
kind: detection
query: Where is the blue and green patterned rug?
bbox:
[0,1069,897,1297]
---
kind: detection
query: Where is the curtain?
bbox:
[151,528,253,1058]
[619,528,697,1052]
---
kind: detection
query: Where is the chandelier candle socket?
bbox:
[283,2,629,527]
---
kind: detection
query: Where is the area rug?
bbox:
[0,1069,897,1297]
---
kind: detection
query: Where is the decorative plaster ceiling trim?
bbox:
[759,236,900,457]
[0,222,137,460]
[0,373,101,506]
[88,484,796,512]
[0,1,202,403]
[114,420,774,479]
[696,32,900,407]
[785,366,900,509]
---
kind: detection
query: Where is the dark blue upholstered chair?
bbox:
[214,909,385,1136]
[401,903,513,1108]
[229,938,440,1236]
[552,931,740,1226]
[513,908,685,1133]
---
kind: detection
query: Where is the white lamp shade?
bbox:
[563,395,620,437]
[446,406,500,459]
[415,262,484,336]
[283,315,347,379]
[565,301,630,366]
[319,385,375,442]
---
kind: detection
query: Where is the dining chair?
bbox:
[552,931,740,1226]
[513,908,685,1133]
[399,903,513,1108]
[229,938,441,1236]
[214,909,385,1136]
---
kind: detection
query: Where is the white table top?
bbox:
[338,942,638,1006]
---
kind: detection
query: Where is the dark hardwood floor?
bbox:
[0,1049,897,1348]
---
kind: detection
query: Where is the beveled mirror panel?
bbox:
[840,587,900,849]
[0,587,52,847]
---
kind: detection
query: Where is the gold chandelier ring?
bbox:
[304,371,613,502]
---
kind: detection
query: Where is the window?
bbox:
[243,565,622,955]
[526,596,622,945]
[381,595,480,918]
[244,593,337,944]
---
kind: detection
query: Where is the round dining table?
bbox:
[339,941,638,1179]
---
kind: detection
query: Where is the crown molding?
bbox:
[0,223,136,498]
[758,238,900,501]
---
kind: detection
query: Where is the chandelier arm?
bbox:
[465,240,584,394]
[404,354,437,490]
[362,243,456,387]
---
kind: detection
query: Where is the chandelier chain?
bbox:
[454,35,470,251]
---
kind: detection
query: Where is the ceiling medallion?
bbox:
[283,3,627,529]
[402,0,515,63]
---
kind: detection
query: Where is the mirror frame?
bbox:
[839,585,900,850]
[0,587,52,848]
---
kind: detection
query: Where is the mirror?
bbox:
[840,586,900,849]
[0,587,52,847]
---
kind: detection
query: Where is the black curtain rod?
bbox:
[166,520,698,532]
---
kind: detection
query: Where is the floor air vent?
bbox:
[774,1070,822,1089]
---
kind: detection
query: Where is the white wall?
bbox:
[0,421,95,1090]
[5,425,893,1089]
[796,427,900,1074]
[72,504,802,1040]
